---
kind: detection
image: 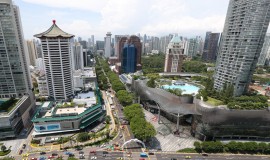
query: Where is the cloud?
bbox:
[21,0,229,40]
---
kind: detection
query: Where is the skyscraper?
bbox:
[114,35,128,57]
[72,43,84,70]
[0,0,32,98]
[202,32,220,62]
[187,36,202,58]
[214,0,270,96]
[26,40,38,66]
[121,44,137,73]
[164,34,185,73]
[91,35,95,47]
[34,20,74,100]
[116,35,142,73]
[257,34,270,66]
[104,32,112,58]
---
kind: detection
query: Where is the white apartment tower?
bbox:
[214,0,270,96]
[26,40,38,66]
[164,34,185,73]
[34,20,74,100]
[104,32,112,58]
[72,43,84,70]
[257,34,270,66]
[0,0,32,98]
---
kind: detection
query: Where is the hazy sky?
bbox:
[14,0,232,41]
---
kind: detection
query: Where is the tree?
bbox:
[147,78,156,88]
[1,145,6,152]
[183,60,207,73]
[116,90,133,106]
[123,104,144,121]
[77,132,89,142]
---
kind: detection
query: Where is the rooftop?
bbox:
[0,98,19,114]
[170,34,182,43]
[73,68,96,78]
[34,20,74,38]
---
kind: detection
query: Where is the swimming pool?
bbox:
[162,83,200,95]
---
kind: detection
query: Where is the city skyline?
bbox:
[13,0,236,41]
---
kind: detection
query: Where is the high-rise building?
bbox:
[91,35,95,46]
[72,43,84,70]
[104,32,112,58]
[121,44,137,73]
[26,40,38,66]
[0,0,32,98]
[114,35,128,57]
[96,41,105,50]
[79,40,87,49]
[78,37,82,42]
[164,34,185,73]
[187,36,202,58]
[214,0,270,96]
[257,34,270,66]
[34,20,74,100]
[202,32,220,62]
[159,35,173,53]
[116,35,142,73]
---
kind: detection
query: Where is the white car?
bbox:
[91,156,97,159]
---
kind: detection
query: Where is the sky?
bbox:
[13,0,232,41]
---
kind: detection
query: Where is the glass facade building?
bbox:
[121,44,137,73]
[0,0,31,98]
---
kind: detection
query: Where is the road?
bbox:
[13,149,270,160]
[110,90,142,153]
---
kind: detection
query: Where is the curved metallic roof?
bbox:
[134,80,201,115]
[34,20,74,38]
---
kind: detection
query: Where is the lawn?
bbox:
[206,97,223,106]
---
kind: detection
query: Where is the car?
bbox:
[64,151,72,155]
[79,155,85,159]
[116,158,123,160]
[48,155,54,159]
[90,156,97,159]
[185,156,191,159]
[79,151,84,154]
[40,151,46,155]
[127,154,132,157]
[30,158,38,160]
[39,157,46,160]
[119,135,123,138]
[52,153,58,156]
[102,154,107,157]
[202,153,208,156]
[68,153,75,157]
[103,151,109,154]
[90,150,96,154]
[19,150,23,155]
[171,158,177,160]
[149,152,154,155]
[139,159,145,160]
[22,144,26,149]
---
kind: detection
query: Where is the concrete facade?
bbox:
[164,34,185,73]
[34,21,74,100]
[214,0,270,96]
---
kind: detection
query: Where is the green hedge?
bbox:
[194,141,270,154]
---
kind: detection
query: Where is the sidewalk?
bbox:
[101,90,116,135]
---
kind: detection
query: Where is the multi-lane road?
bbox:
[12,148,270,160]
